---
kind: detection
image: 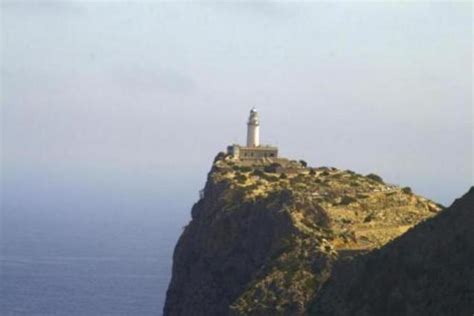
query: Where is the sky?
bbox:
[1,1,472,205]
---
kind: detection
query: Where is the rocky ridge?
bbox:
[164,153,442,315]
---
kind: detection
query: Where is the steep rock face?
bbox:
[164,176,302,315]
[164,154,442,315]
[311,187,474,315]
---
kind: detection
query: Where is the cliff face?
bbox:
[311,187,474,316]
[164,154,442,316]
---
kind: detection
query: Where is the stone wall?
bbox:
[227,145,278,160]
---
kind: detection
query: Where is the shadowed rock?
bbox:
[311,187,474,316]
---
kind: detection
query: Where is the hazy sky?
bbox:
[1,1,472,205]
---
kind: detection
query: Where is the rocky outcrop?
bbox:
[164,174,305,315]
[164,154,442,315]
[311,187,474,315]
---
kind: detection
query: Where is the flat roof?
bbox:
[230,145,278,150]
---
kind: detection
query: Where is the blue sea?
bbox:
[0,170,194,315]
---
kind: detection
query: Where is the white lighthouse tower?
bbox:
[226,108,278,160]
[247,108,260,147]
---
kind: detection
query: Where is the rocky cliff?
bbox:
[311,187,474,316]
[164,154,442,315]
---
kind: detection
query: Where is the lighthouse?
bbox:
[226,108,278,160]
[247,108,260,147]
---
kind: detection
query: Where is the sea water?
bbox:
[0,172,193,315]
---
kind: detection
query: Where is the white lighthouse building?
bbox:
[227,108,278,160]
[247,108,260,147]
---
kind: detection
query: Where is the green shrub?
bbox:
[341,217,352,224]
[246,184,258,191]
[299,160,308,167]
[264,162,282,173]
[402,187,412,194]
[309,169,316,176]
[252,169,265,177]
[295,183,307,190]
[366,173,384,183]
[265,175,279,182]
[340,195,356,205]
[235,173,247,183]
[364,213,375,222]
[214,152,226,162]
[240,166,252,173]
[280,173,288,179]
